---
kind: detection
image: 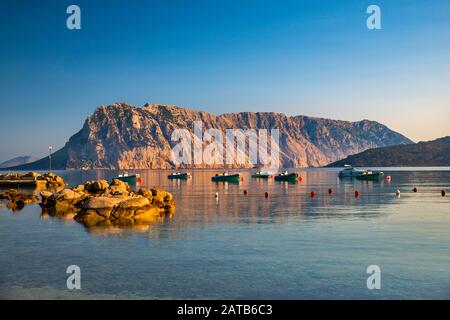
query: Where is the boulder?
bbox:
[21,197,36,204]
[82,196,125,210]
[23,172,40,178]
[90,179,109,193]
[40,191,53,200]
[137,187,153,200]
[133,206,160,221]
[150,188,175,210]
[38,173,65,187]
[117,196,149,209]
[83,181,95,192]
[39,188,84,214]
[111,196,150,220]
[44,172,56,179]
[7,202,16,210]
[109,179,130,195]
[14,200,25,209]
[111,178,129,188]
[54,175,65,186]
[56,189,83,202]
[72,184,85,192]
[94,208,114,219]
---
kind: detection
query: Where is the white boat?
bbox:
[338,165,384,180]
[338,165,366,177]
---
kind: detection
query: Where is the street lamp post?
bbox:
[49,146,53,172]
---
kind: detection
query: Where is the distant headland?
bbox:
[327,136,450,167]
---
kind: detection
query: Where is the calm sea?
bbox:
[0,168,449,299]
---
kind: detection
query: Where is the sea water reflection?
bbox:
[6,168,447,237]
[0,168,449,299]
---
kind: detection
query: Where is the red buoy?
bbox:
[355,190,360,198]
[241,177,244,182]
[310,191,315,198]
[298,176,303,182]
[328,188,332,194]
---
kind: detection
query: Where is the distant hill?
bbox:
[4,103,412,170]
[0,156,38,169]
[326,136,450,167]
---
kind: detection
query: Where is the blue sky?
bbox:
[0,0,449,162]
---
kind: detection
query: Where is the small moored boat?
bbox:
[168,172,190,179]
[356,171,384,180]
[338,165,383,180]
[252,171,271,179]
[338,165,366,177]
[274,172,299,182]
[211,173,240,182]
[115,173,140,185]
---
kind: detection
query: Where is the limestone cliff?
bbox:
[7,103,413,169]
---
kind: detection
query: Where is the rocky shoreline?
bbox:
[0,172,65,188]
[0,172,65,211]
[0,189,39,211]
[0,172,176,229]
[39,178,175,228]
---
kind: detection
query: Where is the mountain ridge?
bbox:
[0,156,39,169]
[4,102,413,170]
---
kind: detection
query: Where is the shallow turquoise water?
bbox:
[0,168,449,299]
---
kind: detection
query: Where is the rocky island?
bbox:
[3,103,413,170]
[39,178,175,228]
